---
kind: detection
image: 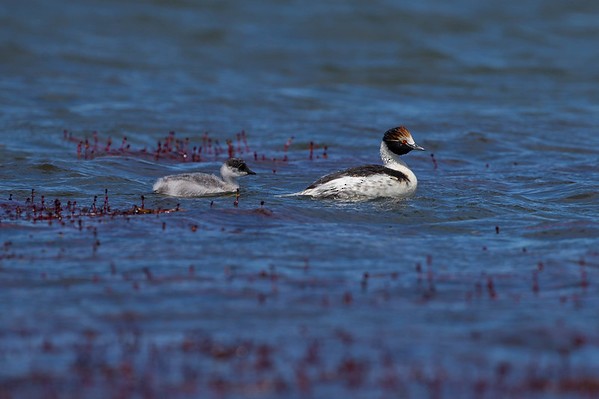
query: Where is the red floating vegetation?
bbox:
[579,259,589,289]
[558,377,599,395]
[337,357,368,388]
[487,276,497,299]
[343,291,353,305]
[532,270,540,294]
[424,255,435,294]
[361,272,369,291]
[0,189,181,225]
[430,153,438,169]
[66,129,240,162]
[142,267,154,281]
[537,261,544,271]
[64,129,330,165]
[233,189,240,207]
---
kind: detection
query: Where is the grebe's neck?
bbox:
[380,141,407,169]
[220,165,240,187]
[380,141,417,185]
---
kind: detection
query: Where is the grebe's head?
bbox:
[382,126,425,156]
[223,158,256,177]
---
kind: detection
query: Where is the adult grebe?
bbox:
[293,126,424,200]
[153,158,256,197]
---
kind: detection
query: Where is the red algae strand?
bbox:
[430,153,438,169]
[337,357,368,388]
[532,271,540,294]
[487,277,497,299]
[142,267,153,281]
[234,189,240,207]
[579,260,589,289]
[343,291,353,305]
[227,139,234,158]
[361,272,369,291]
[416,262,423,286]
[537,262,544,271]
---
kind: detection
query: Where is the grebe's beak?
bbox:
[246,168,256,175]
[409,142,425,151]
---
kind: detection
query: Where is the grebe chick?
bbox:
[153,158,256,197]
[294,126,424,200]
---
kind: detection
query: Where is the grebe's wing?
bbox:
[305,165,408,189]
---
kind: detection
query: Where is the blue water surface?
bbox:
[1,0,598,397]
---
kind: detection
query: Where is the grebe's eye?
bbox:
[402,139,407,144]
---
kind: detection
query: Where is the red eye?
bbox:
[402,140,407,144]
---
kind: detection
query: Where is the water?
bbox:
[1,0,599,397]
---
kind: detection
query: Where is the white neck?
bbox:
[220,165,239,187]
[380,142,405,167]
[379,141,417,184]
